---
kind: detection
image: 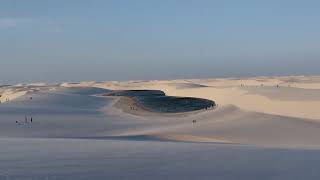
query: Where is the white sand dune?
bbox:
[2,76,320,179]
[0,88,28,103]
[2,77,320,147]
[85,76,320,120]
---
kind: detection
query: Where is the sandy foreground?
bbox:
[1,76,320,179]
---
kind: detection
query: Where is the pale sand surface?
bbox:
[2,76,320,179]
[2,138,320,180]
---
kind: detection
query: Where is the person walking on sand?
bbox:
[30,117,33,123]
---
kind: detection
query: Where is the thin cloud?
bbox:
[0,17,36,29]
[0,18,17,29]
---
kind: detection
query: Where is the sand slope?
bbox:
[2,138,320,180]
[2,76,320,179]
[2,77,320,148]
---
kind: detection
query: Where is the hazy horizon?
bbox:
[1,0,320,83]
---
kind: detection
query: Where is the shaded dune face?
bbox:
[105,90,216,113]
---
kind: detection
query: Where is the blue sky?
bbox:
[1,0,320,83]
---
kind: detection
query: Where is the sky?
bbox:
[1,0,320,83]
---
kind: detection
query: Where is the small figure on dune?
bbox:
[16,121,18,124]
[192,119,197,124]
[31,117,33,123]
[129,106,137,111]
[30,97,32,100]
[276,84,280,88]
